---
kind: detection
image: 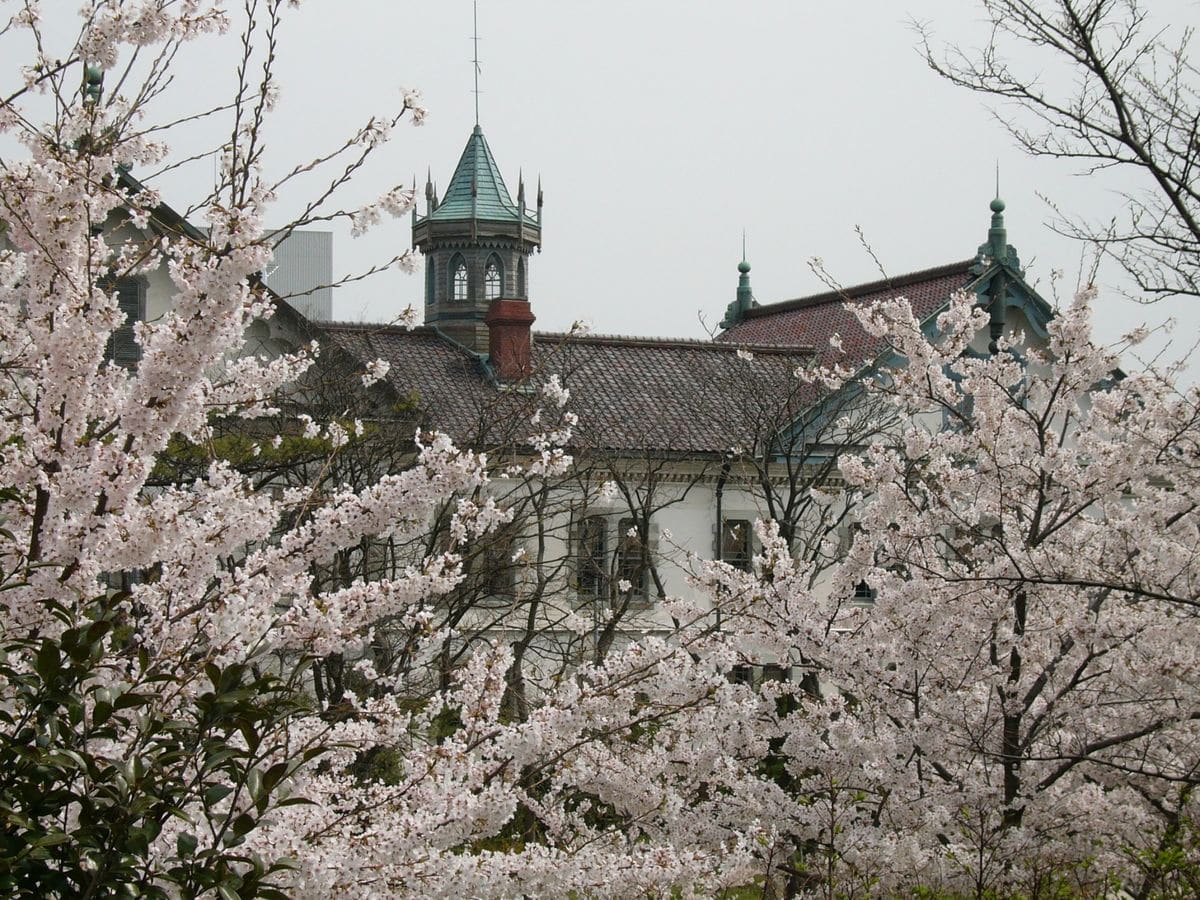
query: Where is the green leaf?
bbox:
[204,784,234,807]
[113,691,152,711]
[85,619,111,645]
[230,812,256,837]
[93,701,113,727]
[35,640,60,681]
[176,832,198,858]
[245,767,262,802]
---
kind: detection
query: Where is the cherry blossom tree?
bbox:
[705,289,1200,896]
[0,3,769,896]
[921,0,1200,300]
[10,4,1200,898]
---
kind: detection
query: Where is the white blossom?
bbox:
[362,357,391,388]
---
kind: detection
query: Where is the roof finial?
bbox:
[972,177,1021,275]
[82,63,104,107]
[471,0,482,127]
[989,192,1007,256]
[721,235,756,329]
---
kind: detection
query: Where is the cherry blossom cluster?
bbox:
[697,289,1200,895]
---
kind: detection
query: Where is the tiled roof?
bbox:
[718,260,978,368]
[316,261,980,454]
[319,323,497,444]
[318,324,811,455]
[534,335,811,454]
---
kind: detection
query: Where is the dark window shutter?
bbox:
[575,514,607,598]
[105,278,143,366]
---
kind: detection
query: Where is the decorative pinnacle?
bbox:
[736,238,753,300]
[989,195,1007,250]
[721,235,757,329]
[82,63,104,106]
[973,175,1022,275]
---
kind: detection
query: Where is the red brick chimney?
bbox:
[485,298,536,382]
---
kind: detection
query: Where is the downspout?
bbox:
[714,452,732,630]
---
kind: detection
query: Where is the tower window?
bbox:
[484,257,502,301]
[452,257,468,303]
[517,258,526,298]
[426,259,436,307]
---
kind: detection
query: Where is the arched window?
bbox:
[484,256,502,302]
[516,257,526,298]
[451,255,468,303]
[425,258,436,306]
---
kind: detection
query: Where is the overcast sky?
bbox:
[25,1,1200,365]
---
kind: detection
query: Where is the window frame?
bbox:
[720,517,754,572]
[450,255,469,304]
[851,579,877,607]
[574,514,608,599]
[616,516,649,602]
[483,255,503,302]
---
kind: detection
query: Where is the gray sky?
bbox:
[25,1,1200,363]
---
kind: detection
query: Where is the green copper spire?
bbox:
[972,190,1022,274]
[423,127,530,224]
[988,195,1007,262]
[721,238,758,330]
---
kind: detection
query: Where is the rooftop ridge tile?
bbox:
[744,258,975,318]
